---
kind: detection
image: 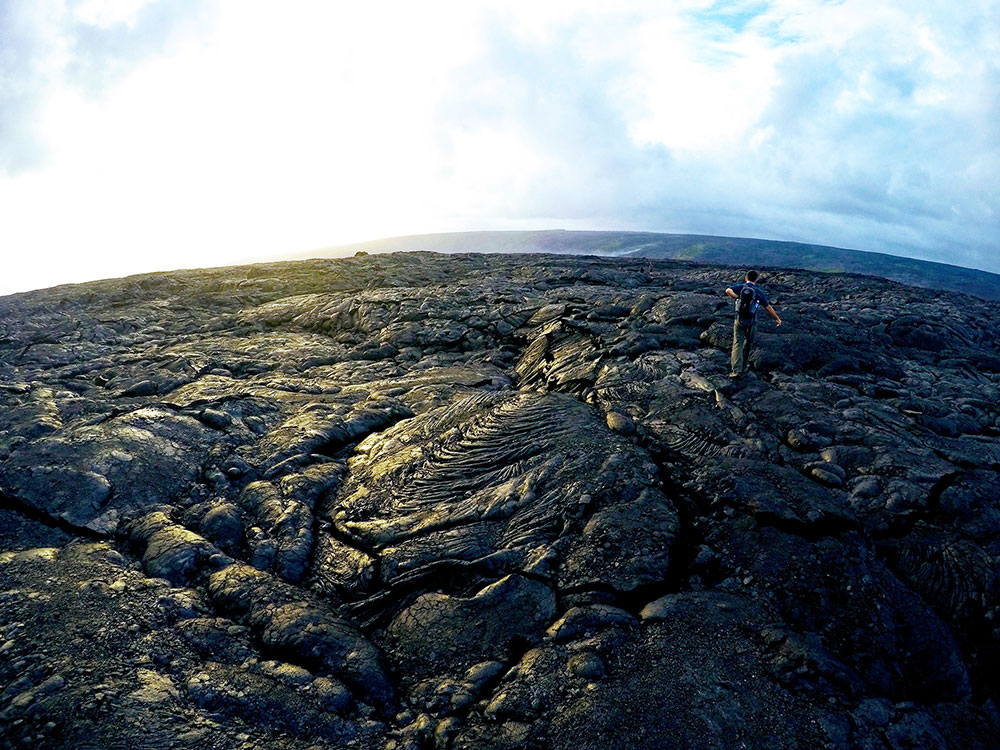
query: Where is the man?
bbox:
[725,270,781,377]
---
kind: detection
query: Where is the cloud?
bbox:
[0,0,215,174]
[427,0,1000,269]
[0,0,996,294]
[0,2,60,173]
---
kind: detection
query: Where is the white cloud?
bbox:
[72,0,158,28]
[0,0,997,294]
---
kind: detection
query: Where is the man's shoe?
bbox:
[729,372,740,378]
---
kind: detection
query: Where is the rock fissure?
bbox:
[0,488,107,540]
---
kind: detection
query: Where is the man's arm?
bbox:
[765,304,782,326]
[725,287,738,300]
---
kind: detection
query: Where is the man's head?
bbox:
[745,270,759,283]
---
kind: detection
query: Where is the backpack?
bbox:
[736,284,759,323]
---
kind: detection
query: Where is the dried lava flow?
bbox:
[0,252,999,749]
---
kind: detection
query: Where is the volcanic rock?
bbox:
[1,251,999,748]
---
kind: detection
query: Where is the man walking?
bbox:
[725,270,781,377]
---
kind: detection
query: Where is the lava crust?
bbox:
[1,252,999,749]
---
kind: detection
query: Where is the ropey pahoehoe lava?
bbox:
[1,252,999,749]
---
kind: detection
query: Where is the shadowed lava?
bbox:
[1,252,999,749]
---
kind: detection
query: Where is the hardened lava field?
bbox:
[1,252,999,749]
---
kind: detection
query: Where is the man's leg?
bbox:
[730,319,742,375]
[742,322,755,372]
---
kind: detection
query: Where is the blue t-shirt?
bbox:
[731,282,769,321]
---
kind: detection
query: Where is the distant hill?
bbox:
[316,230,1000,301]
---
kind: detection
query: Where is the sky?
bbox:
[1,0,998,295]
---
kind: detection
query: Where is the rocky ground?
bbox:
[0,251,998,749]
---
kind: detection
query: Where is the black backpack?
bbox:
[737,284,759,323]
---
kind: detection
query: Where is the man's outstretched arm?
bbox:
[765,304,782,326]
[725,287,738,300]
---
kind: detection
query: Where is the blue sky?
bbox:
[1,0,997,294]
